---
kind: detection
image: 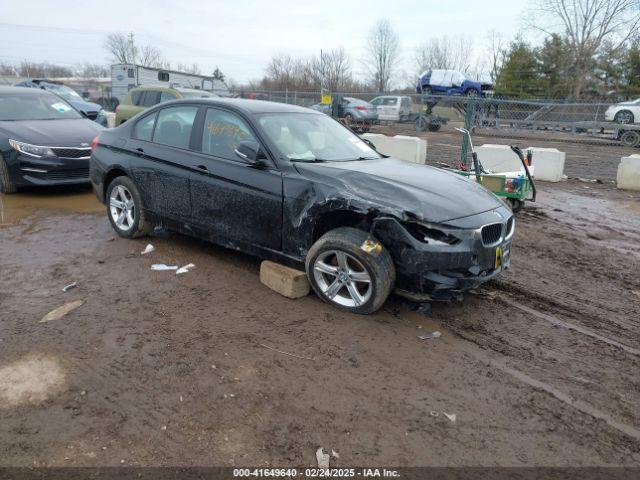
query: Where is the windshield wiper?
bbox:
[288,157,326,163]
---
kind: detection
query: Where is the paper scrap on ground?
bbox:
[316,447,330,468]
[176,263,195,275]
[418,331,442,340]
[40,300,85,323]
[62,282,77,292]
[141,244,155,255]
[151,264,178,271]
[443,412,457,423]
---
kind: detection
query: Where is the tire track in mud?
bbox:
[499,297,640,356]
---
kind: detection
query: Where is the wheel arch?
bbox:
[312,209,370,242]
[103,166,129,199]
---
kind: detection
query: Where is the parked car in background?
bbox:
[605,98,640,124]
[416,69,492,97]
[115,86,219,125]
[370,95,413,122]
[311,97,378,124]
[91,98,513,314]
[0,87,103,193]
[15,79,106,125]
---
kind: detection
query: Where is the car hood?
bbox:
[294,158,503,224]
[68,99,102,113]
[0,119,103,147]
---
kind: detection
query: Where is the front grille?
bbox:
[481,222,503,246]
[51,148,91,159]
[46,168,89,181]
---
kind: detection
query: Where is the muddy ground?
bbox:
[0,179,639,468]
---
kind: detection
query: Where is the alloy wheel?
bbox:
[313,250,372,308]
[109,185,135,231]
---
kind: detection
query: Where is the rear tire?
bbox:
[466,88,479,97]
[0,154,17,194]
[105,176,152,238]
[306,227,395,314]
[619,130,640,147]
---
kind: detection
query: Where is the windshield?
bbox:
[42,83,83,101]
[0,92,82,121]
[257,112,381,162]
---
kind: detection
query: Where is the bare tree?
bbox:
[415,36,474,76]
[365,19,400,92]
[529,0,640,97]
[485,30,507,83]
[104,32,137,64]
[78,63,109,79]
[139,45,167,68]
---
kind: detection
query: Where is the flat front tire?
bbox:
[306,227,395,314]
[105,176,152,238]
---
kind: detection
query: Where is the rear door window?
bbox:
[131,91,143,106]
[134,113,157,141]
[201,108,257,160]
[152,106,198,149]
[141,91,160,107]
[160,91,178,103]
[381,98,398,106]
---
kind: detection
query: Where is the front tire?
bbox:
[614,110,635,124]
[305,227,395,314]
[105,176,152,238]
[0,154,17,194]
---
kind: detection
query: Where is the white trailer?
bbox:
[110,64,229,101]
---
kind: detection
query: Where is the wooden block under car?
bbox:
[260,261,310,299]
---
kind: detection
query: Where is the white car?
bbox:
[370,95,413,122]
[605,98,640,124]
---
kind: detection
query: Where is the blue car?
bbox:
[15,79,106,125]
[416,69,492,97]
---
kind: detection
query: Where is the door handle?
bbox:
[193,164,209,172]
[135,147,144,155]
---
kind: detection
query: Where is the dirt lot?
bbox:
[0,178,639,468]
[373,123,639,182]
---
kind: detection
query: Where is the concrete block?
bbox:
[475,144,565,182]
[526,147,565,182]
[104,112,116,128]
[260,261,310,299]
[475,144,522,172]
[362,133,427,164]
[617,154,640,191]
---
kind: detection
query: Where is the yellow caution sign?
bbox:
[321,94,332,105]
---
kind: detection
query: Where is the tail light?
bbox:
[91,136,99,151]
[355,106,367,111]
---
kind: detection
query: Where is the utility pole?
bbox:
[128,32,135,63]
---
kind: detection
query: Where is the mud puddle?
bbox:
[0,187,102,227]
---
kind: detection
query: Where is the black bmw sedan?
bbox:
[0,86,103,193]
[91,98,514,314]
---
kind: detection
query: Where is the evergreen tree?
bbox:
[495,39,541,97]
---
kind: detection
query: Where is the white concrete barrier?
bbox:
[104,112,116,129]
[526,147,565,182]
[361,133,427,164]
[475,144,565,182]
[617,154,640,191]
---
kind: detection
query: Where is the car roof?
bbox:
[163,98,320,114]
[0,86,53,96]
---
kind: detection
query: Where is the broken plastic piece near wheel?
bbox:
[316,447,330,468]
[360,238,382,256]
[418,331,442,340]
[62,282,77,292]
[141,244,155,255]
[151,264,178,271]
[176,263,195,275]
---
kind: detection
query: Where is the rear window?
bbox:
[141,91,160,107]
[152,106,198,149]
[381,98,398,106]
[131,91,143,106]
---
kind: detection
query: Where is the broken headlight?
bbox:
[9,139,55,158]
[403,222,461,246]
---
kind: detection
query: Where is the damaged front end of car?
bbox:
[371,206,515,301]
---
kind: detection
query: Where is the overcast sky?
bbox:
[1,0,530,84]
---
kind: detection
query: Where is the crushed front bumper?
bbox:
[376,207,514,301]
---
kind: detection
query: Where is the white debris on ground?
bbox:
[40,300,85,323]
[141,244,155,255]
[316,447,330,468]
[61,282,77,292]
[418,331,442,340]
[176,263,195,275]
[150,264,178,271]
[443,412,457,423]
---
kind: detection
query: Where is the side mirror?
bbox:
[234,140,267,165]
